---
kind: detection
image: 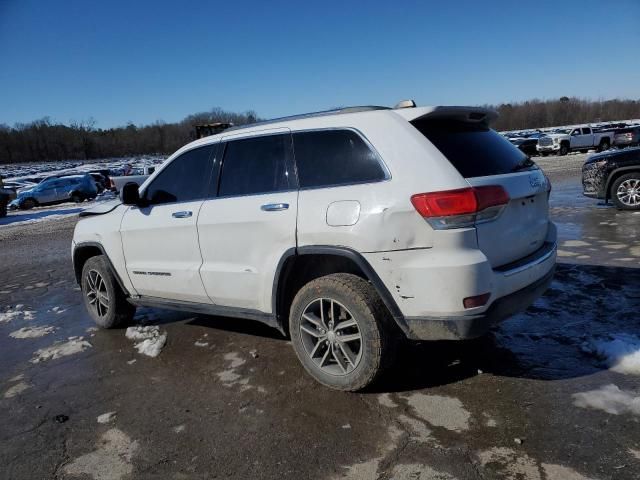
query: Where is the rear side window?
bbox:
[412,120,537,178]
[293,130,386,188]
[218,134,293,197]
[145,145,214,205]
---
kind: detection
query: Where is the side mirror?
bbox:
[121,182,141,205]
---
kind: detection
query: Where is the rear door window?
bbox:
[412,119,538,178]
[582,128,592,135]
[292,130,387,188]
[218,134,294,197]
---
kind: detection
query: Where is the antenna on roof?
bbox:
[394,99,416,109]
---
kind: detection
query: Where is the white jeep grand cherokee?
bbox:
[72,103,556,391]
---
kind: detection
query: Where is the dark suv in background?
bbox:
[582,147,640,210]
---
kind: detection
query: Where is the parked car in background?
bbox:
[72,102,556,391]
[582,147,640,210]
[537,127,614,156]
[0,175,12,218]
[109,165,156,192]
[10,174,98,210]
[613,126,640,149]
[508,133,541,157]
[89,172,109,193]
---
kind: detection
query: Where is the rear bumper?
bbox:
[403,265,555,340]
[363,223,557,341]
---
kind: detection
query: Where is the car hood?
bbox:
[545,133,568,140]
[78,198,122,217]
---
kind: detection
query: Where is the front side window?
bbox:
[218,134,293,197]
[144,145,215,205]
[292,130,386,189]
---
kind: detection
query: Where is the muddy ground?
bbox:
[1,153,639,480]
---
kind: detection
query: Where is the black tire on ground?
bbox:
[580,149,589,154]
[0,201,7,218]
[81,255,135,328]
[71,192,83,203]
[598,141,610,153]
[541,152,549,157]
[611,172,640,211]
[289,273,397,391]
[21,198,37,210]
[559,144,569,156]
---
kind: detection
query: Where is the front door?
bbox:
[120,144,216,303]
[197,129,298,313]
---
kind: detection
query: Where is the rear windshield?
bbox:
[412,119,538,178]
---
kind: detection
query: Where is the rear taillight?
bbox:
[410,186,509,230]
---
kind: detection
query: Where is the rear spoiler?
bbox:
[393,106,498,125]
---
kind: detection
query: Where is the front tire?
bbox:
[81,255,135,328]
[611,172,640,210]
[289,273,396,391]
[21,198,37,210]
[559,144,569,156]
[71,192,83,203]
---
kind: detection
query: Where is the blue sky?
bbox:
[1,0,639,128]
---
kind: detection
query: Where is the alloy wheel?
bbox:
[299,298,363,376]
[85,269,110,318]
[617,178,640,207]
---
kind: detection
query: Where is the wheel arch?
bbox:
[605,167,640,200]
[73,242,130,296]
[272,246,406,336]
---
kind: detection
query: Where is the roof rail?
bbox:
[223,106,390,133]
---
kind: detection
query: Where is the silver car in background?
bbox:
[10,174,98,210]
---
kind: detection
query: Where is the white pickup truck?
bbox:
[536,127,614,156]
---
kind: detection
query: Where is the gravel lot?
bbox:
[1,153,639,480]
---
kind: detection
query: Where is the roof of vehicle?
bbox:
[179,104,499,153]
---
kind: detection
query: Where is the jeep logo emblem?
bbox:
[529,175,542,189]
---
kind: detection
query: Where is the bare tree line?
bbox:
[0,108,259,164]
[2,98,640,164]
[490,97,640,131]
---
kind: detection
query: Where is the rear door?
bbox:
[120,144,216,302]
[197,129,298,312]
[413,119,550,268]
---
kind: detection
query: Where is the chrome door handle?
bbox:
[172,211,193,218]
[261,203,289,212]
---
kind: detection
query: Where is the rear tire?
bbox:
[598,140,610,153]
[81,255,135,328]
[611,172,640,210]
[71,192,83,203]
[289,273,396,391]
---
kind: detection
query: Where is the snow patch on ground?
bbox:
[404,393,471,432]
[377,393,398,408]
[125,326,167,358]
[573,384,640,416]
[478,447,541,480]
[63,428,139,480]
[30,337,92,363]
[10,325,55,338]
[4,381,30,398]
[0,304,35,323]
[391,463,458,479]
[582,334,640,375]
[97,412,117,424]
